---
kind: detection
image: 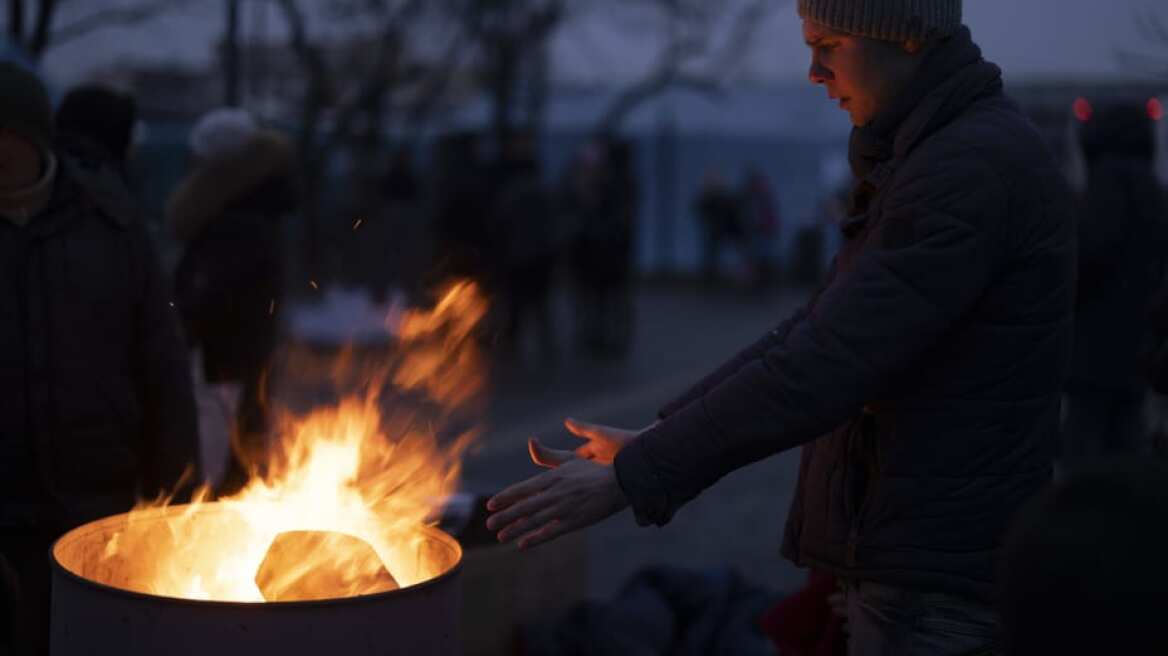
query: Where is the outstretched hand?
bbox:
[485,419,651,549]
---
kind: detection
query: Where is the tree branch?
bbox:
[591,0,781,135]
[27,0,57,56]
[49,0,190,51]
[275,0,334,154]
[8,0,25,43]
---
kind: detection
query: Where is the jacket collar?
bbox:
[844,26,1003,230]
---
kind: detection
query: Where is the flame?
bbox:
[102,282,486,602]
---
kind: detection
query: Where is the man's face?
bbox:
[802,19,920,127]
[0,128,42,191]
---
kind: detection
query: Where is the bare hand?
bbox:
[524,418,650,467]
[485,434,631,549]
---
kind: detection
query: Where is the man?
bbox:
[0,63,199,654]
[486,1,1075,653]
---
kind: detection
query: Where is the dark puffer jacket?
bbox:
[0,158,199,529]
[614,27,1075,602]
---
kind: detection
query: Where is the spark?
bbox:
[309,280,319,290]
[269,299,276,316]
[352,218,364,231]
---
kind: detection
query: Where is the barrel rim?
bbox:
[50,504,463,609]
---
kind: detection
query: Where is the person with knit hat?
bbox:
[168,108,298,496]
[0,62,199,654]
[487,1,1076,653]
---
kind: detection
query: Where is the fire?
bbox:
[101,282,486,602]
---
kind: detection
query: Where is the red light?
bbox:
[1073,97,1093,123]
[1149,98,1164,122]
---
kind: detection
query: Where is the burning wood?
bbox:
[255,531,399,602]
[89,282,486,602]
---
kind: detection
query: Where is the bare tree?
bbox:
[4,0,192,60]
[451,0,566,152]
[270,0,473,276]
[590,0,778,136]
[1117,6,1168,80]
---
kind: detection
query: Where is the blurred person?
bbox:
[495,131,558,360]
[53,84,138,183]
[431,132,492,286]
[604,139,639,353]
[376,146,426,298]
[1000,458,1168,654]
[0,62,198,655]
[696,168,745,283]
[740,167,783,288]
[169,108,296,496]
[1063,101,1168,466]
[383,146,420,206]
[569,138,637,357]
[486,2,1076,654]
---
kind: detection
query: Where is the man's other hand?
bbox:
[485,429,634,550]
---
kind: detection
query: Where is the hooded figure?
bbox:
[169,108,297,495]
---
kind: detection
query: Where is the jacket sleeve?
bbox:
[129,224,201,498]
[615,150,1009,526]
[658,258,839,418]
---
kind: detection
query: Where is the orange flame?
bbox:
[100,281,487,602]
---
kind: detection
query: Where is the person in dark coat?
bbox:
[485,2,1075,653]
[431,132,492,285]
[1063,101,1168,465]
[740,167,782,289]
[696,169,744,283]
[570,138,638,356]
[53,84,138,183]
[0,63,198,655]
[495,131,558,359]
[169,108,296,496]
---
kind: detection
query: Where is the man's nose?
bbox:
[808,59,831,85]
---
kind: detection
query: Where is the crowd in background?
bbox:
[3,56,1168,653]
[695,166,783,288]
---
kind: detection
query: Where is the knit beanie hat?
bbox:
[55,84,138,162]
[0,62,52,150]
[188,107,259,161]
[798,0,962,42]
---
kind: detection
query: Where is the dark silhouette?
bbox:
[383,146,420,205]
[1064,101,1168,466]
[53,84,138,182]
[740,167,782,288]
[696,169,745,283]
[0,63,197,655]
[169,108,297,496]
[494,131,558,359]
[1001,459,1168,655]
[430,132,492,286]
[569,138,637,357]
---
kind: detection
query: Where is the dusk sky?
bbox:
[36,0,1168,88]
